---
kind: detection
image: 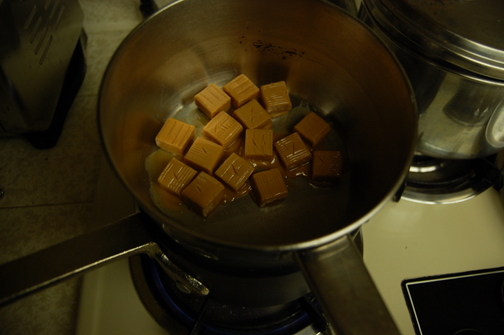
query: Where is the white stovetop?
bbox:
[364,188,504,334]
[75,158,504,335]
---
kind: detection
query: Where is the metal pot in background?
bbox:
[360,0,504,159]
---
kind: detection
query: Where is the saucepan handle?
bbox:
[0,212,208,307]
[296,234,401,335]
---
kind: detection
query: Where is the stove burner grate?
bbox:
[130,255,328,335]
[400,154,503,204]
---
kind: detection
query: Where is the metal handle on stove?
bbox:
[0,212,208,307]
[296,234,401,335]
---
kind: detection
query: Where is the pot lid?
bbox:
[364,0,504,80]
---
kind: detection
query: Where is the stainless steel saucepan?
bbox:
[0,0,417,333]
[360,0,504,159]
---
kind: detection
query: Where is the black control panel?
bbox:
[403,267,504,335]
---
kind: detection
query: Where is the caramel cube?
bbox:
[184,137,224,174]
[215,153,254,192]
[203,111,243,148]
[294,112,331,147]
[232,99,272,130]
[251,168,288,206]
[194,83,231,119]
[222,74,260,108]
[181,172,224,217]
[274,132,312,170]
[260,81,292,117]
[312,151,343,182]
[158,158,198,195]
[244,129,274,159]
[155,118,195,155]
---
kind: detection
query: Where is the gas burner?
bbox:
[401,154,502,204]
[129,255,329,335]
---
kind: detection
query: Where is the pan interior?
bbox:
[99,0,416,248]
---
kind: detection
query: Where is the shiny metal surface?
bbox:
[100,0,416,250]
[363,0,504,80]
[0,0,83,135]
[297,235,400,335]
[360,0,504,159]
[402,156,499,204]
[99,0,415,332]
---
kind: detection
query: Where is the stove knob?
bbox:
[453,330,486,335]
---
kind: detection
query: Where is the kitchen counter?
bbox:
[0,1,143,334]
